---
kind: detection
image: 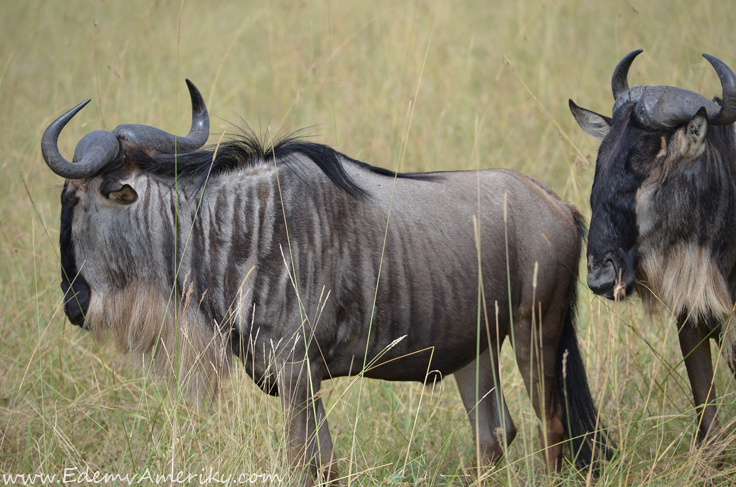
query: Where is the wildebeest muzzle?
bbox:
[61,274,91,328]
[586,247,636,301]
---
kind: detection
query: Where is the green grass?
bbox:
[2,0,736,485]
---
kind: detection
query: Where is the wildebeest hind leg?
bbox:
[454,346,517,466]
[514,315,565,471]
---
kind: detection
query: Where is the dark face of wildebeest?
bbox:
[43,80,613,485]
[570,50,736,312]
[570,49,736,441]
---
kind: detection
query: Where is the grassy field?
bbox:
[2,0,736,485]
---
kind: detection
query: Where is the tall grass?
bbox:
[2,0,736,485]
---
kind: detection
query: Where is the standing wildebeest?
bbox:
[570,49,736,442]
[43,80,610,484]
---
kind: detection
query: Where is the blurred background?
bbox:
[2,1,735,485]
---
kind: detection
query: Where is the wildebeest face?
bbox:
[572,104,711,301]
[42,79,207,330]
[575,103,715,304]
[59,176,140,328]
[45,81,233,402]
[569,49,736,303]
[572,102,667,300]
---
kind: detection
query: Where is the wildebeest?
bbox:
[570,49,736,442]
[43,80,611,484]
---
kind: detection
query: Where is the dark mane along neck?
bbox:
[127,128,424,197]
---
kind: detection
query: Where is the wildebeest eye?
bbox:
[100,180,138,205]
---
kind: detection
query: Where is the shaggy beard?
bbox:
[637,241,736,370]
[84,281,231,404]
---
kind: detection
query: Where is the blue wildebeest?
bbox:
[570,50,736,442]
[43,80,611,484]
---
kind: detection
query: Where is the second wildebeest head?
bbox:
[570,50,736,323]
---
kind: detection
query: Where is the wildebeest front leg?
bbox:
[454,346,517,465]
[278,358,337,486]
[314,397,338,482]
[678,320,718,441]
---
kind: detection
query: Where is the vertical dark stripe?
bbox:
[59,182,90,326]
[160,184,177,291]
[60,181,78,288]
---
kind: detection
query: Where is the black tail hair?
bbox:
[557,211,615,469]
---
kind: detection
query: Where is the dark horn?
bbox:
[41,100,121,179]
[703,54,736,125]
[611,49,643,100]
[184,79,209,145]
[112,79,210,154]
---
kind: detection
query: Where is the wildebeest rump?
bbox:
[43,81,611,484]
[570,49,736,442]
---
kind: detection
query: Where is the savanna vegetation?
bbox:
[1,1,735,485]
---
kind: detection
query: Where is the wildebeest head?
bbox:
[570,50,736,308]
[43,80,209,329]
[42,80,229,400]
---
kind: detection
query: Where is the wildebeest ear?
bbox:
[678,106,708,161]
[101,181,138,205]
[569,99,612,140]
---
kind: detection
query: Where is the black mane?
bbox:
[129,128,426,197]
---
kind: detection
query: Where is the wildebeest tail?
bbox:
[557,278,615,469]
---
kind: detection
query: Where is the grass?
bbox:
[2,0,736,485]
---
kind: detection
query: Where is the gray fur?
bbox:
[64,155,594,482]
[48,88,608,484]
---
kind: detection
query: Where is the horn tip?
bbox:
[71,99,92,114]
[622,49,643,61]
[184,79,207,117]
[184,79,204,100]
[701,53,730,72]
[702,53,735,82]
[702,53,721,64]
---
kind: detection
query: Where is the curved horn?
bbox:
[184,79,210,143]
[702,54,736,125]
[611,49,643,100]
[633,86,719,129]
[632,54,736,129]
[41,100,121,179]
[112,79,210,154]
